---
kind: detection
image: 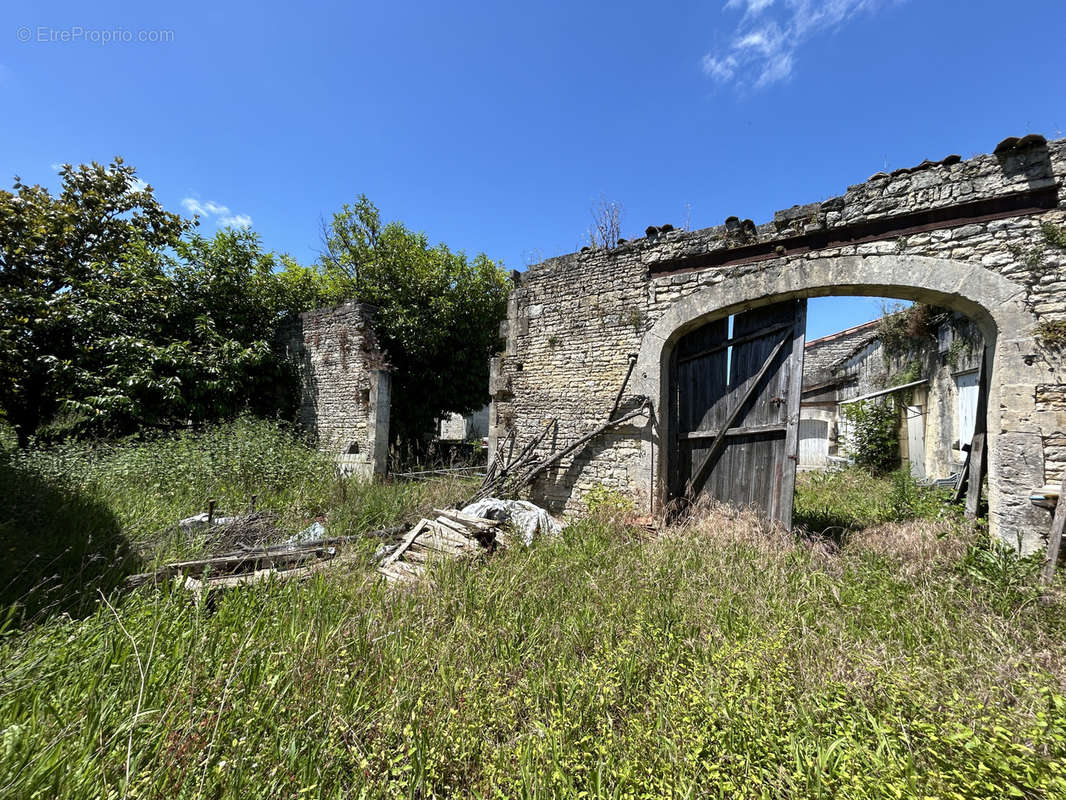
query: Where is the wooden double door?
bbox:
[668,299,807,528]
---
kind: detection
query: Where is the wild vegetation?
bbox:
[793,466,962,533]
[2,427,1064,798]
[838,400,902,474]
[320,197,510,441]
[0,161,508,446]
[0,417,472,626]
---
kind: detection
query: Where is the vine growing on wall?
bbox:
[1008,221,1066,349]
[877,302,982,387]
[877,303,949,362]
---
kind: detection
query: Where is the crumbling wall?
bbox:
[493,134,1066,550]
[489,245,649,513]
[280,301,391,477]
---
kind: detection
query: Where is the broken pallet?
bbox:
[376,510,501,584]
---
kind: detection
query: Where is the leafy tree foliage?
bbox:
[842,398,900,474]
[321,196,510,442]
[1,163,508,447]
[0,162,310,444]
[0,160,191,446]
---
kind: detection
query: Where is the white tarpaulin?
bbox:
[460,498,562,546]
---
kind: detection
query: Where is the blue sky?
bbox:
[2,0,1064,339]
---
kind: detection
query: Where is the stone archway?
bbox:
[633,254,1045,551]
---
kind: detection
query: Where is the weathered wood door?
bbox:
[669,299,807,527]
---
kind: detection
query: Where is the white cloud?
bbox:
[726,0,777,17]
[50,162,64,173]
[181,196,252,227]
[219,213,252,228]
[702,53,738,82]
[181,197,207,215]
[703,0,894,89]
[182,197,228,216]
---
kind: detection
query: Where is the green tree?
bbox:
[161,228,305,427]
[0,160,191,446]
[321,196,510,442]
[0,162,316,443]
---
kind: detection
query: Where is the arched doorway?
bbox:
[633,255,1045,552]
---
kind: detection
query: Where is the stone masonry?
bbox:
[802,320,880,388]
[281,301,391,477]
[490,134,1066,553]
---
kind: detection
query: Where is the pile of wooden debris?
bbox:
[377,509,502,584]
[125,508,505,596]
[124,523,403,599]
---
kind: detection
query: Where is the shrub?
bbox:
[842,398,900,474]
[584,484,635,518]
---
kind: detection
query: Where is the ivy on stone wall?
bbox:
[877,303,949,362]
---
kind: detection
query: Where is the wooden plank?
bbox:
[686,333,790,496]
[380,520,428,568]
[126,549,327,588]
[514,403,651,489]
[408,535,465,555]
[1042,472,1066,582]
[433,509,500,528]
[777,299,806,529]
[965,433,986,519]
[973,346,990,438]
[681,423,788,439]
[423,520,478,550]
[184,549,361,597]
[677,321,792,365]
[952,447,971,504]
[377,565,409,583]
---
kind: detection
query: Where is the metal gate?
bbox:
[668,299,807,527]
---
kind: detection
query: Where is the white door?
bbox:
[955,371,979,451]
[798,418,829,469]
[906,405,925,479]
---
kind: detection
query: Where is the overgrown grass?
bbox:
[2,505,1065,798]
[794,467,963,537]
[3,434,1065,797]
[0,417,472,625]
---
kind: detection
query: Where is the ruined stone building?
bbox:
[490,134,1066,553]
[280,301,391,477]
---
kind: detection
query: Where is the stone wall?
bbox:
[439,406,490,441]
[492,134,1066,551]
[280,301,391,477]
[803,320,879,387]
[917,317,984,478]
